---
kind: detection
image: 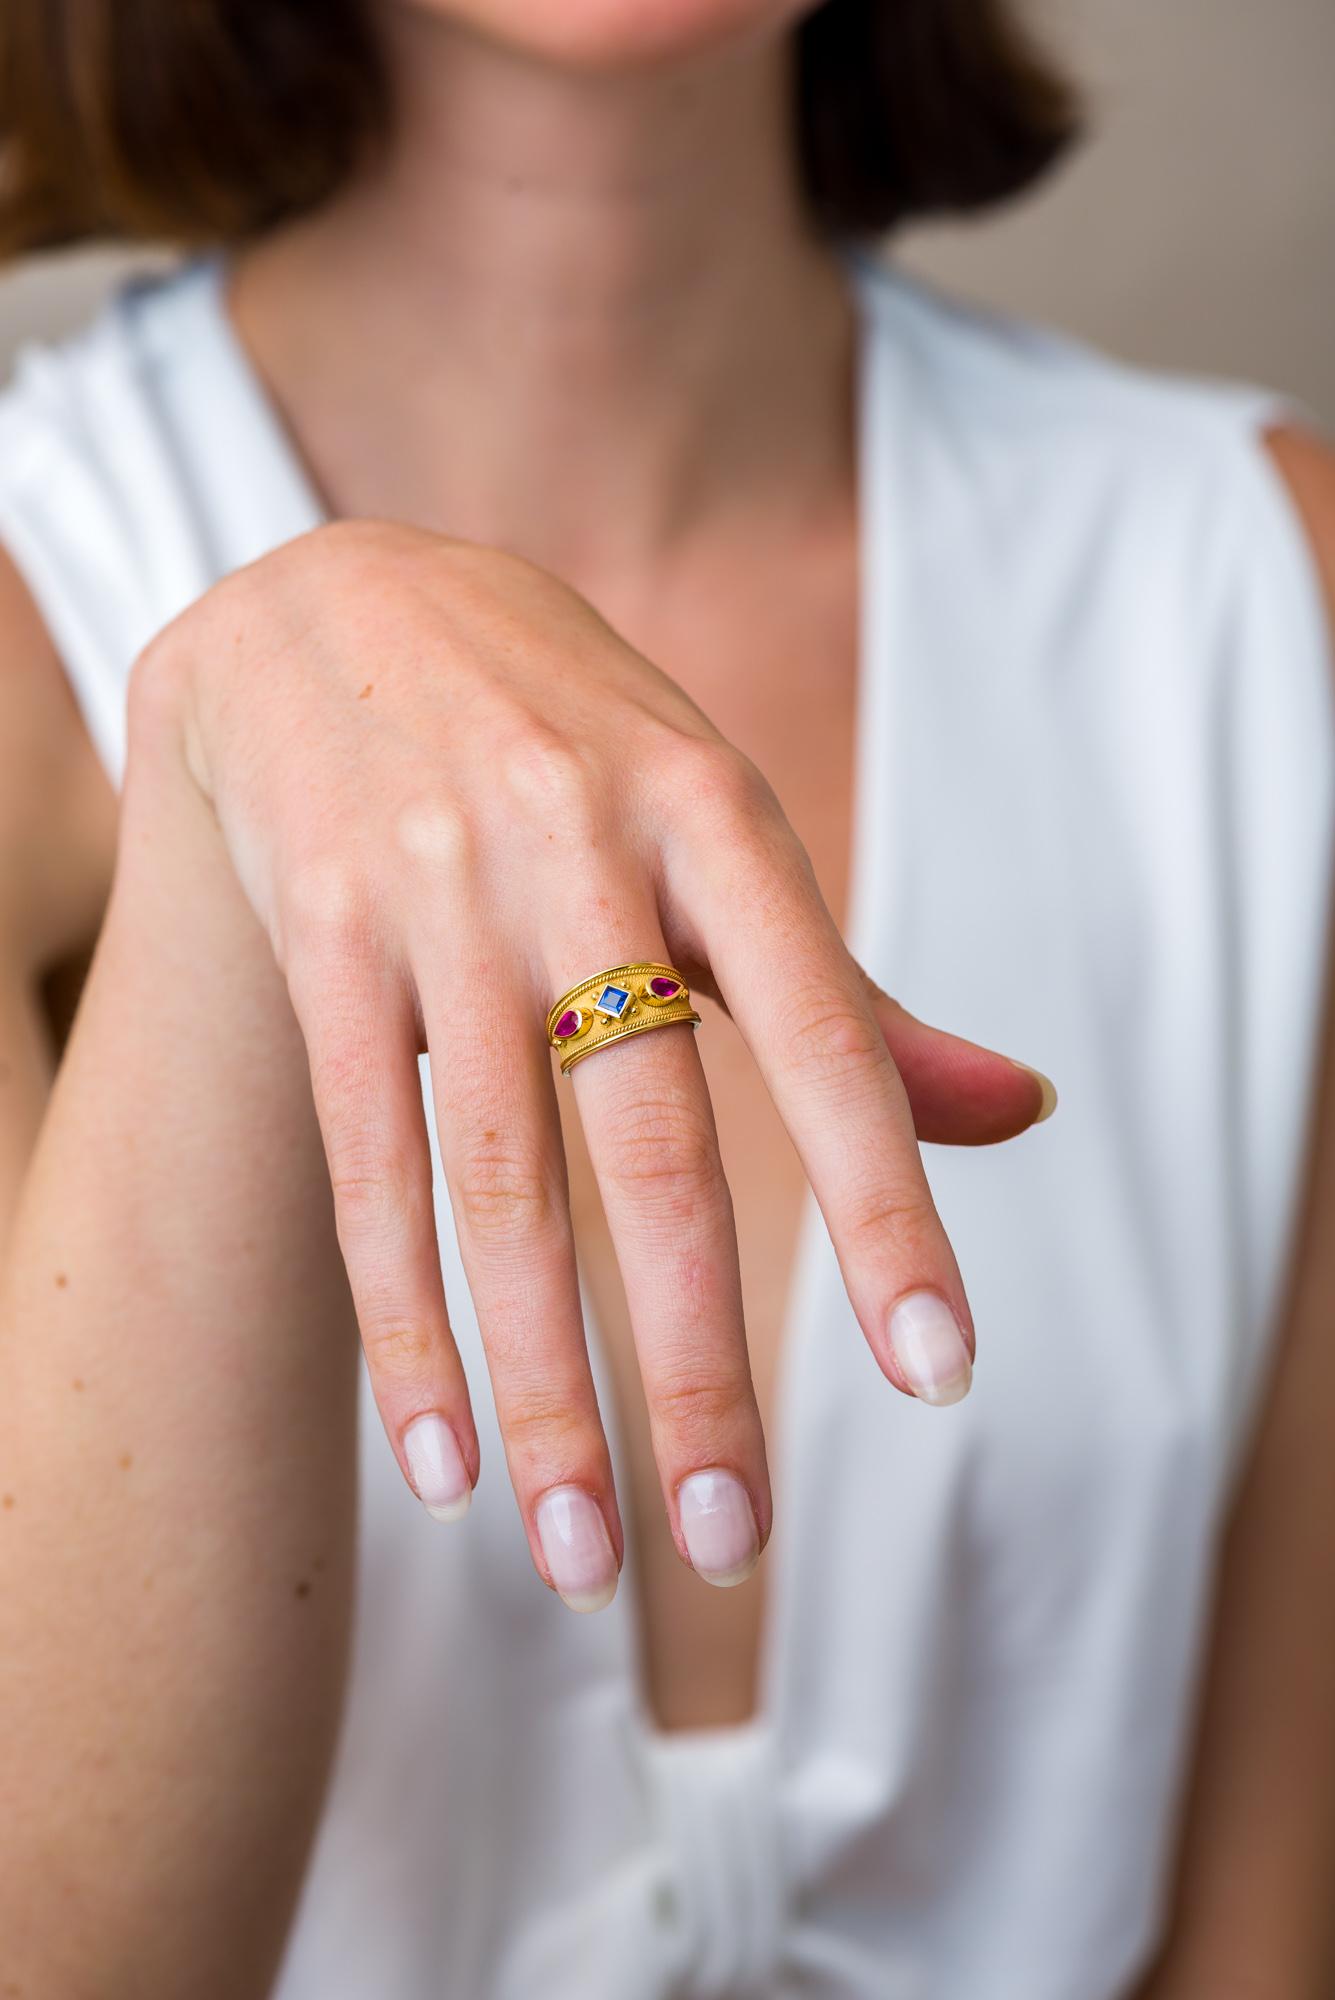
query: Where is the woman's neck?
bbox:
[230,14,855,583]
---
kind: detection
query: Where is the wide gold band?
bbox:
[545,962,701,1076]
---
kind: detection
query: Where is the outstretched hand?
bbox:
[134,520,1053,1609]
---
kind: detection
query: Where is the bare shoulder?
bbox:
[0,541,116,968]
[1264,423,1335,626]
[1259,422,1335,1328]
[1264,420,1335,1233]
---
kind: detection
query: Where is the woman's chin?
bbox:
[393,0,812,71]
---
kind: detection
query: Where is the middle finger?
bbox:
[552,909,770,1590]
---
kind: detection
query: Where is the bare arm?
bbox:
[1132,429,1335,1999]
[0,569,360,1995]
[0,552,115,1236]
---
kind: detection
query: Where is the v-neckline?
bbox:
[585,258,891,1758]
[194,240,893,1757]
[194,253,332,536]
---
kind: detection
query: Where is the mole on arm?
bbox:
[54,1272,68,1288]
[358,683,374,700]
[2,1493,15,1510]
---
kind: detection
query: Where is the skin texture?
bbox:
[0,1,1332,1990]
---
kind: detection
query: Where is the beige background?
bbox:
[0,0,1332,418]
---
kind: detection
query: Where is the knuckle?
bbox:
[499,731,600,833]
[453,1141,562,1249]
[328,1143,423,1233]
[649,1370,750,1434]
[494,1387,592,1457]
[360,1317,438,1377]
[785,995,889,1087]
[284,855,372,952]
[601,1099,728,1224]
[843,1179,937,1256]
[392,798,475,878]
[668,737,781,834]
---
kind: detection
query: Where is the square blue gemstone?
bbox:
[594,984,632,1020]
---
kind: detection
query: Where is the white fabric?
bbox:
[1,250,1331,2000]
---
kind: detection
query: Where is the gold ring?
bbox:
[546,962,702,1075]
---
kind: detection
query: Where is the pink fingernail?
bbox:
[535,1486,618,1612]
[887,1291,973,1405]
[677,1468,759,1588]
[403,1414,472,1521]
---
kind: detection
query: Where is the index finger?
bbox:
[688,818,975,1407]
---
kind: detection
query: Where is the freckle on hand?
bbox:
[71,1378,85,1392]
[294,1580,312,1600]
[118,1452,133,1470]
[358,683,374,700]
[54,1273,68,1289]
[2,1493,15,1510]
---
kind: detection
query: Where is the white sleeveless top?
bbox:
[2,251,1332,2000]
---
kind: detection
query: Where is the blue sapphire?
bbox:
[594,983,632,1020]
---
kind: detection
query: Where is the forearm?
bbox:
[1130,1174,1335,1997]
[0,722,360,1995]
[1130,1959,1327,2000]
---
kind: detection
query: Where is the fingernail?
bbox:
[403,1413,472,1522]
[677,1468,760,1588]
[535,1486,618,1612]
[1009,1058,1058,1124]
[887,1291,973,1406]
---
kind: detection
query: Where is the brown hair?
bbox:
[0,0,1078,258]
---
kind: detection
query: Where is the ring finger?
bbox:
[421,937,625,1614]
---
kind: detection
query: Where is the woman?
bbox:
[1,1,1334,1995]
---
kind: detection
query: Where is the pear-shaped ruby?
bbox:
[647,976,681,1000]
[553,1008,583,1040]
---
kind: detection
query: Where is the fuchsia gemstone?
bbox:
[553,1008,583,1040]
[647,977,681,999]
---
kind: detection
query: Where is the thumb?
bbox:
[858,970,1058,1147]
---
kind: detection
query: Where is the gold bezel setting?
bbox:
[550,1004,588,1045]
[545,963,700,1075]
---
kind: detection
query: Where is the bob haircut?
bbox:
[0,0,1079,257]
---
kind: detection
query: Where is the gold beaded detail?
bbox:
[545,963,701,1075]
